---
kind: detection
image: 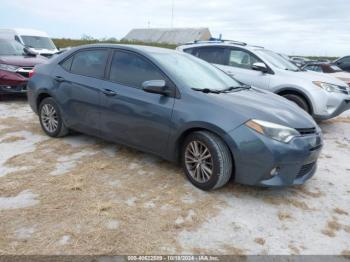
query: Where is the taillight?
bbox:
[28,69,35,78]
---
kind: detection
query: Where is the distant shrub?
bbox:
[52,38,177,50]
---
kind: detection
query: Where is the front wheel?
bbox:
[282,94,310,114]
[39,97,69,137]
[182,131,233,191]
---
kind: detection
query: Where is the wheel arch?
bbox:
[276,87,314,115]
[36,91,52,112]
[173,125,236,177]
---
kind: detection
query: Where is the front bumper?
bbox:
[224,125,323,187]
[314,98,350,120]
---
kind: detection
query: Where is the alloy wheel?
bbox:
[185,140,213,183]
[41,104,59,133]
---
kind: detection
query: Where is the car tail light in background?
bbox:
[28,69,35,78]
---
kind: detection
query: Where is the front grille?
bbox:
[16,67,34,78]
[297,162,315,178]
[296,127,316,135]
[338,86,350,95]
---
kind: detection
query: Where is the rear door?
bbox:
[52,48,110,136]
[100,49,176,155]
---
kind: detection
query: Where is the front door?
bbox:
[100,50,175,155]
[217,47,271,89]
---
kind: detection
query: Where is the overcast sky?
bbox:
[1,0,350,56]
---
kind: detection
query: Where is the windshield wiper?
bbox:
[191,88,221,94]
[192,85,251,94]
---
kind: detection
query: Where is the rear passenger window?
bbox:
[183,48,194,54]
[109,50,165,88]
[196,47,226,65]
[70,49,109,78]
[61,56,73,71]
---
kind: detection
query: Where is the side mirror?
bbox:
[23,47,37,57]
[252,62,268,73]
[142,80,171,96]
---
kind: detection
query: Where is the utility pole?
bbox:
[171,0,174,28]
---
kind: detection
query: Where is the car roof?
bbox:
[71,43,179,54]
[177,41,264,52]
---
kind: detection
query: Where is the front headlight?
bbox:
[0,63,19,72]
[246,119,300,143]
[313,81,347,93]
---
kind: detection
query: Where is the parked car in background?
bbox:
[176,40,350,120]
[334,56,350,73]
[290,56,312,67]
[303,62,350,87]
[27,44,322,190]
[0,39,47,94]
[0,28,59,57]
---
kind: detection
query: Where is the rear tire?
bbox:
[282,94,310,114]
[181,131,232,191]
[39,97,69,137]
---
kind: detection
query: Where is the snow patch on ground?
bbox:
[0,190,39,210]
[125,197,137,206]
[0,102,32,119]
[50,151,97,176]
[105,219,119,230]
[58,235,71,245]
[15,226,35,240]
[0,131,47,177]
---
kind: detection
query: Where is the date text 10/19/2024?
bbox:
[127,255,221,261]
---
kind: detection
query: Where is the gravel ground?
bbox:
[0,96,349,255]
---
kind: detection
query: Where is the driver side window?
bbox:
[228,49,261,70]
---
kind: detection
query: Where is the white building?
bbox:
[122,28,212,45]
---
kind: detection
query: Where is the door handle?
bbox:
[54,76,65,82]
[227,71,235,76]
[102,89,117,96]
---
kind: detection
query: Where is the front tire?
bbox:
[182,131,233,191]
[282,94,310,114]
[39,97,68,137]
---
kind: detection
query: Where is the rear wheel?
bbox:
[39,97,69,137]
[182,131,232,191]
[282,94,310,114]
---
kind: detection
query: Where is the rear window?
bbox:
[70,49,109,79]
[196,47,227,65]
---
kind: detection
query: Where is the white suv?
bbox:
[176,40,350,120]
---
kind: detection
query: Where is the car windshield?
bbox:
[0,39,25,56]
[329,65,342,72]
[21,35,56,50]
[256,49,301,72]
[151,52,242,91]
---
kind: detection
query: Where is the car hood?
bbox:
[210,88,317,129]
[0,55,48,67]
[329,72,350,81]
[284,70,348,87]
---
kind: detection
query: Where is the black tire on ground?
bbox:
[282,94,310,114]
[39,97,69,137]
[181,131,233,191]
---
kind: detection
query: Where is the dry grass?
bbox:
[0,112,227,255]
[254,238,265,246]
[334,208,349,216]
[278,211,293,221]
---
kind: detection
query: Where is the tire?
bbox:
[282,94,310,114]
[181,131,233,191]
[39,97,69,137]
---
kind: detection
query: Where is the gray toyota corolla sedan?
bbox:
[27,44,323,190]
